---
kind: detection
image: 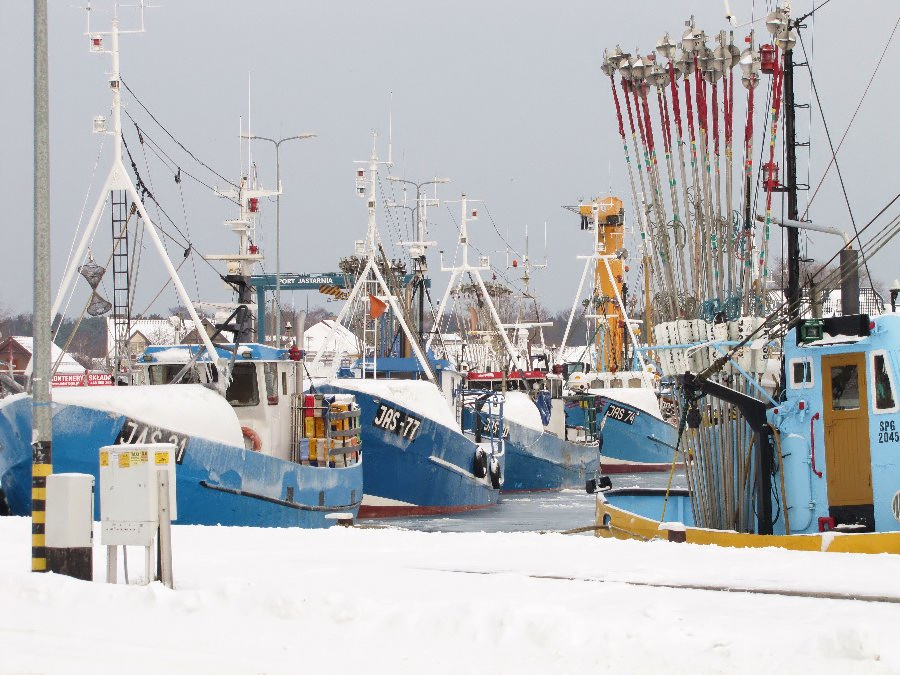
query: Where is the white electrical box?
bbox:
[99,443,177,546]
[46,473,94,548]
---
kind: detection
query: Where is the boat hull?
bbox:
[0,394,362,528]
[598,397,679,471]
[596,492,900,554]
[318,383,501,517]
[502,421,598,492]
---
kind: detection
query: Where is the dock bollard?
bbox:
[325,512,354,527]
[658,522,686,543]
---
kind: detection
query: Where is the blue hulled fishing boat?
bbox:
[0,16,362,527]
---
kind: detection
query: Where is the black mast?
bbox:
[784,39,801,322]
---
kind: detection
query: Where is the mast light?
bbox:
[92,115,108,134]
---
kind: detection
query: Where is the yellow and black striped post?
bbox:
[31,448,52,572]
[32,0,53,573]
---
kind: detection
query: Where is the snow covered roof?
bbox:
[10,336,85,373]
[302,320,360,356]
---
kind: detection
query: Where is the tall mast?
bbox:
[49,6,228,392]
[783,39,800,323]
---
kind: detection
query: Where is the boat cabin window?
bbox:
[610,379,623,389]
[148,363,203,385]
[628,377,642,388]
[872,352,897,412]
[830,364,860,411]
[226,363,259,407]
[790,358,814,389]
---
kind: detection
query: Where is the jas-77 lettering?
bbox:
[373,403,422,441]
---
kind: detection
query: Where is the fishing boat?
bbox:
[557,196,679,473]
[590,6,900,553]
[310,145,505,517]
[0,14,363,527]
[426,201,602,492]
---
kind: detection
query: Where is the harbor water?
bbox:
[360,470,687,533]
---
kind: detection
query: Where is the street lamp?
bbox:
[242,132,316,345]
[386,176,450,342]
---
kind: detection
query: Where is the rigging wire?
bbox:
[701,189,900,375]
[120,78,239,189]
[123,111,241,206]
[800,14,899,217]
[795,26,889,291]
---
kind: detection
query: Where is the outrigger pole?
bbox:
[49,12,227,392]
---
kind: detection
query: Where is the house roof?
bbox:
[5,336,86,373]
[302,320,360,355]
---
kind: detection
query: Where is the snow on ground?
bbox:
[1,516,899,674]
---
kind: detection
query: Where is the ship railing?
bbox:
[291,393,362,467]
[457,389,506,453]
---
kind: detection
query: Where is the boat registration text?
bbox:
[372,403,422,441]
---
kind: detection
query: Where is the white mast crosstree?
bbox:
[49,8,227,390]
[426,195,527,373]
[310,136,436,382]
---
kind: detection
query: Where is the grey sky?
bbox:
[2,1,898,322]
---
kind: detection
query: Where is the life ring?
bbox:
[489,456,502,489]
[473,448,488,479]
[241,426,262,452]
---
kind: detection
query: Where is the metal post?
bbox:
[32,0,53,574]
[106,546,117,584]
[157,470,174,589]
[243,133,316,346]
[275,144,282,345]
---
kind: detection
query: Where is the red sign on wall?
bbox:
[51,371,113,387]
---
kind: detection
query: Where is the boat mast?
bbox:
[49,8,228,392]
[311,136,436,381]
[429,195,526,372]
[783,31,801,324]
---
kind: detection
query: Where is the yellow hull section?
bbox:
[595,500,900,555]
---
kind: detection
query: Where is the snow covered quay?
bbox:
[1,516,898,673]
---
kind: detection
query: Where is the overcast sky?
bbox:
[1,0,898,322]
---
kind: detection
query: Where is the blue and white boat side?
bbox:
[771,313,900,534]
[318,371,503,517]
[305,151,505,517]
[500,390,600,492]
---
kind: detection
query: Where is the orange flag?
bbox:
[369,295,387,320]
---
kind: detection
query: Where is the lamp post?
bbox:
[242,132,316,345]
[387,176,450,343]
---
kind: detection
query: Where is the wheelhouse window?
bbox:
[872,352,897,412]
[830,365,860,411]
[226,363,259,407]
[790,358,814,389]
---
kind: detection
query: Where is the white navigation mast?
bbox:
[50,5,228,391]
[427,195,527,372]
[310,135,436,381]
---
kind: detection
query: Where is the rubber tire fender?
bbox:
[489,455,502,489]
[472,448,488,478]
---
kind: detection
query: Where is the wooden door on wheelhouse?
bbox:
[821,351,874,528]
